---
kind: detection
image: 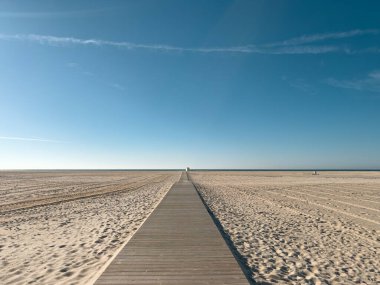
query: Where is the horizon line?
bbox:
[1,168,379,172]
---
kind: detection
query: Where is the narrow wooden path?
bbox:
[94,172,249,285]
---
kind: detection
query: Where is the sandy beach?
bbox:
[191,171,380,284]
[0,171,180,285]
[1,170,379,284]
[2,2,380,284]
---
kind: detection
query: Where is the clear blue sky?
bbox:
[0,0,379,169]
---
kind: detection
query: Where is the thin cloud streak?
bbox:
[326,70,380,93]
[0,34,342,54]
[266,45,340,54]
[0,29,379,55]
[109,83,125,91]
[65,62,124,90]
[286,78,317,95]
[0,136,67,143]
[0,7,113,18]
[267,29,379,47]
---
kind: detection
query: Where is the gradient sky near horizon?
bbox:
[1,0,380,169]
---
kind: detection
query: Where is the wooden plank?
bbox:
[94,172,249,285]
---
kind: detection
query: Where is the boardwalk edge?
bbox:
[189,175,256,285]
[87,175,180,285]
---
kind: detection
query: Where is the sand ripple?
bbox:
[0,171,180,285]
[192,171,380,285]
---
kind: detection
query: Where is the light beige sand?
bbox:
[191,171,380,285]
[0,171,180,285]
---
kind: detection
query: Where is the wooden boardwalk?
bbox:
[94,172,249,285]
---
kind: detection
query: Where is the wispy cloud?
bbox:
[0,34,181,50]
[267,29,379,47]
[0,136,67,143]
[326,70,380,93]
[65,62,124,91]
[66,62,79,68]
[266,45,340,54]
[286,78,317,95]
[0,29,378,55]
[65,61,93,76]
[109,83,125,91]
[0,7,112,18]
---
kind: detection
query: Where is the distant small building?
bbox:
[186,167,190,172]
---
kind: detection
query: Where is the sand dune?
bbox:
[191,171,380,285]
[0,171,180,285]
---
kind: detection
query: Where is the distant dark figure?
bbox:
[313,170,318,175]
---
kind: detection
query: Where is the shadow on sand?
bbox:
[190,178,272,285]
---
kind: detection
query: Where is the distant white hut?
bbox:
[186,167,190,172]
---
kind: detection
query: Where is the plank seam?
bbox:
[189,175,256,285]
[88,174,181,285]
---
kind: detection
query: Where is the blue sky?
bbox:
[0,0,379,169]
